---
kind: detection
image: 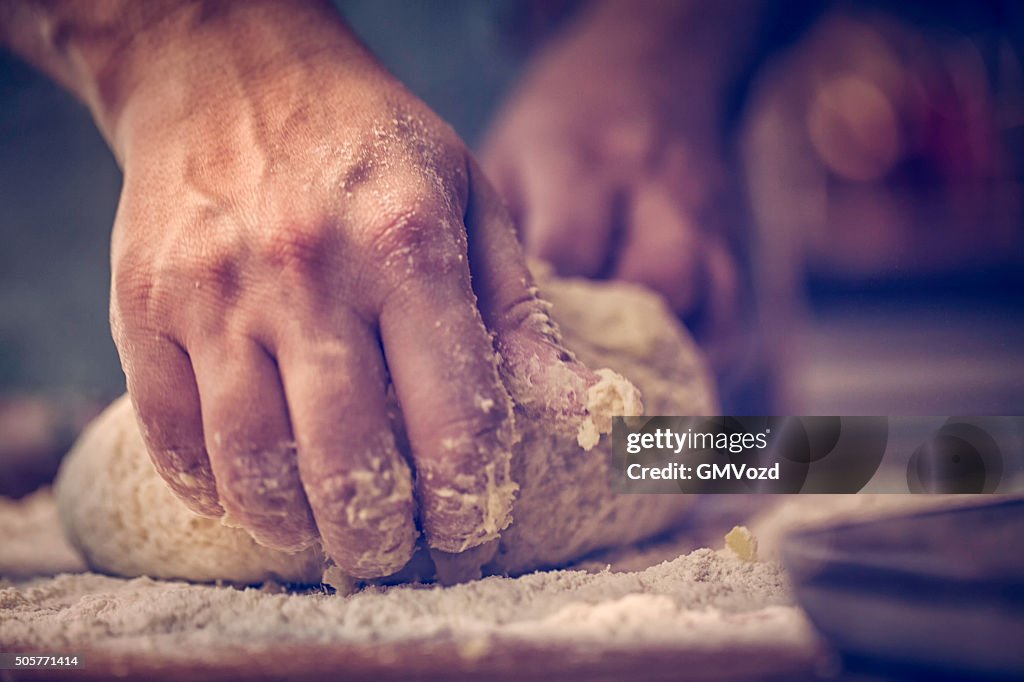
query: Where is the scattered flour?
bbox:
[0,490,815,660]
[0,490,85,579]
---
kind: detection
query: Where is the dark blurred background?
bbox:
[2,0,1023,495]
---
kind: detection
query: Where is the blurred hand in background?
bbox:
[483,0,769,404]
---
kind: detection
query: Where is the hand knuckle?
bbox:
[366,206,466,293]
[187,248,242,303]
[111,266,177,338]
[258,221,333,280]
[111,259,155,312]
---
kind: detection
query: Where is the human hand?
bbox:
[482,1,756,372]
[97,2,592,578]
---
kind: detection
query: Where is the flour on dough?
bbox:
[55,267,717,587]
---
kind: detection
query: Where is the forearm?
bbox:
[0,0,372,159]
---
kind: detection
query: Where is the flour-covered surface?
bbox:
[0,491,823,680]
[0,489,85,579]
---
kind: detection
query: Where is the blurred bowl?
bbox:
[782,497,1024,679]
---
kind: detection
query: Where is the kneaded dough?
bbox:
[55,267,717,586]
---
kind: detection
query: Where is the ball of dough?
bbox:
[55,394,328,585]
[56,269,716,585]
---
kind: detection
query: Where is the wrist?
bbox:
[53,1,373,160]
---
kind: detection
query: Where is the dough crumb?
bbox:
[577,369,643,450]
[322,564,355,595]
[724,526,759,562]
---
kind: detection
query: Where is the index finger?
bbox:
[375,205,519,554]
[464,159,599,420]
